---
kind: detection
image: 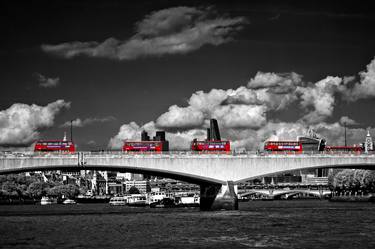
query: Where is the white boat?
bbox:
[128,194,147,206]
[40,196,53,205]
[63,199,76,204]
[109,196,128,206]
[175,193,200,207]
[149,191,174,204]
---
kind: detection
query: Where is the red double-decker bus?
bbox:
[191,139,230,152]
[123,141,168,152]
[264,141,302,152]
[34,140,76,152]
[324,146,363,153]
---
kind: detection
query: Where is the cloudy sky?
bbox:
[1,0,375,151]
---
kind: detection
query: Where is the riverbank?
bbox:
[329,194,375,202]
[0,199,38,205]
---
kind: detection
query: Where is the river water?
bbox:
[0,200,374,249]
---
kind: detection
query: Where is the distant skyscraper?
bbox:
[206,128,211,141]
[365,130,373,153]
[141,130,150,141]
[154,131,166,141]
[209,119,221,141]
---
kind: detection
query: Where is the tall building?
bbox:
[141,130,150,141]
[154,131,166,141]
[365,130,373,153]
[205,119,221,141]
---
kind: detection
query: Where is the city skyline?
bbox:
[1,0,375,150]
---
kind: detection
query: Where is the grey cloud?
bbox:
[34,73,60,88]
[61,116,116,128]
[247,72,303,93]
[136,7,205,37]
[343,75,356,85]
[339,116,359,125]
[41,7,248,60]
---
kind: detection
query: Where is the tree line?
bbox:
[2,169,375,202]
[0,172,141,202]
[0,174,82,201]
[328,169,375,194]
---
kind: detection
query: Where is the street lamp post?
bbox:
[344,122,347,147]
[70,120,73,142]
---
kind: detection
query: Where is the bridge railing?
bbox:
[1,150,375,158]
[0,151,79,158]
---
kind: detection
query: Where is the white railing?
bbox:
[1,150,375,159]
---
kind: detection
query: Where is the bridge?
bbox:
[1,152,375,210]
[238,187,332,200]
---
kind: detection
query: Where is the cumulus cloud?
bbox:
[213,105,267,129]
[343,75,356,85]
[188,89,229,112]
[61,116,116,128]
[247,72,302,92]
[34,73,60,88]
[156,105,204,129]
[244,72,303,110]
[349,57,375,100]
[339,116,358,126]
[41,6,248,60]
[0,100,70,146]
[109,58,375,150]
[298,76,345,123]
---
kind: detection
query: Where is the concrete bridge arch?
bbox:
[1,153,375,210]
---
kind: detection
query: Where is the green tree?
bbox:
[48,184,80,199]
[128,186,140,194]
[363,171,375,193]
[329,169,375,194]
[1,181,21,198]
[27,181,50,199]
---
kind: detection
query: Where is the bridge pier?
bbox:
[200,181,238,211]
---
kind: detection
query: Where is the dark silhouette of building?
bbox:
[206,128,211,141]
[206,119,221,141]
[154,131,166,141]
[124,130,169,151]
[141,130,150,141]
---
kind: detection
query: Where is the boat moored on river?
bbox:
[109,196,128,206]
[63,199,76,204]
[127,194,147,207]
[40,196,53,205]
[150,198,176,208]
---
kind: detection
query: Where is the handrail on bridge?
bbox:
[1,150,375,159]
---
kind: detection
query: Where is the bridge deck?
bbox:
[1,152,375,184]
